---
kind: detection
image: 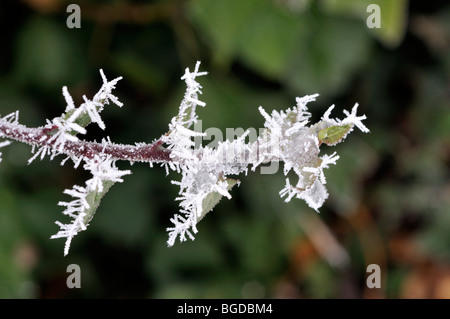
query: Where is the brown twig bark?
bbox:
[0,121,171,163]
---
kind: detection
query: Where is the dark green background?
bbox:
[0,0,449,298]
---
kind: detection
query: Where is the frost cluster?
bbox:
[162,63,369,246]
[36,71,128,255]
[0,61,369,255]
[29,70,123,164]
[51,154,130,255]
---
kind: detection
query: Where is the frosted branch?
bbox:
[162,63,369,246]
[0,61,369,255]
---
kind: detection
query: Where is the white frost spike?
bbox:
[0,140,11,163]
[1,111,19,125]
[97,69,123,107]
[29,113,86,163]
[62,86,75,111]
[321,152,340,169]
[321,103,369,135]
[279,178,297,202]
[80,95,106,130]
[46,117,83,154]
[59,186,91,213]
[303,152,340,185]
[162,62,208,175]
[322,104,335,122]
[167,214,197,247]
[0,140,11,148]
[168,61,207,131]
[65,69,123,131]
[258,106,272,123]
[295,93,317,121]
[84,155,131,193]
[300,179,329,212]
[28,145,51,164]
[51,185,90,256]
[341,103,370,133]
[279,178,329,212]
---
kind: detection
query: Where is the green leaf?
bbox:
[318,124,352,145]
[198,179,238,222]
[83,180,115,227]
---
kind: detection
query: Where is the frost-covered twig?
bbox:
[162,66,369,247]
[0,70,167,255]
[0,62,369,255]
[0,121,171,164]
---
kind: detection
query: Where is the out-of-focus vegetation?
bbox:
[0,0,449,298]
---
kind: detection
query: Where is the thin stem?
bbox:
[0,121,171,163]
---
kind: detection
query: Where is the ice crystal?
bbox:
[51,185,90,256]
[0,140,11,163]
[84,155,131,193]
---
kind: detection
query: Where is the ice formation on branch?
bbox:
[0,61,369,255]
[44,72,130,255]
[162,63,369,246]
[0,72,133,255]
[51,155,131,255]
[28,70,123,164]
[51,185,90,256]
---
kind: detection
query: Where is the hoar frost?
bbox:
[0,61,369,255]
[163,63,369,246]
[49,73,129,256]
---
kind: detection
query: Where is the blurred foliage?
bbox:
[0,0,449,298]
